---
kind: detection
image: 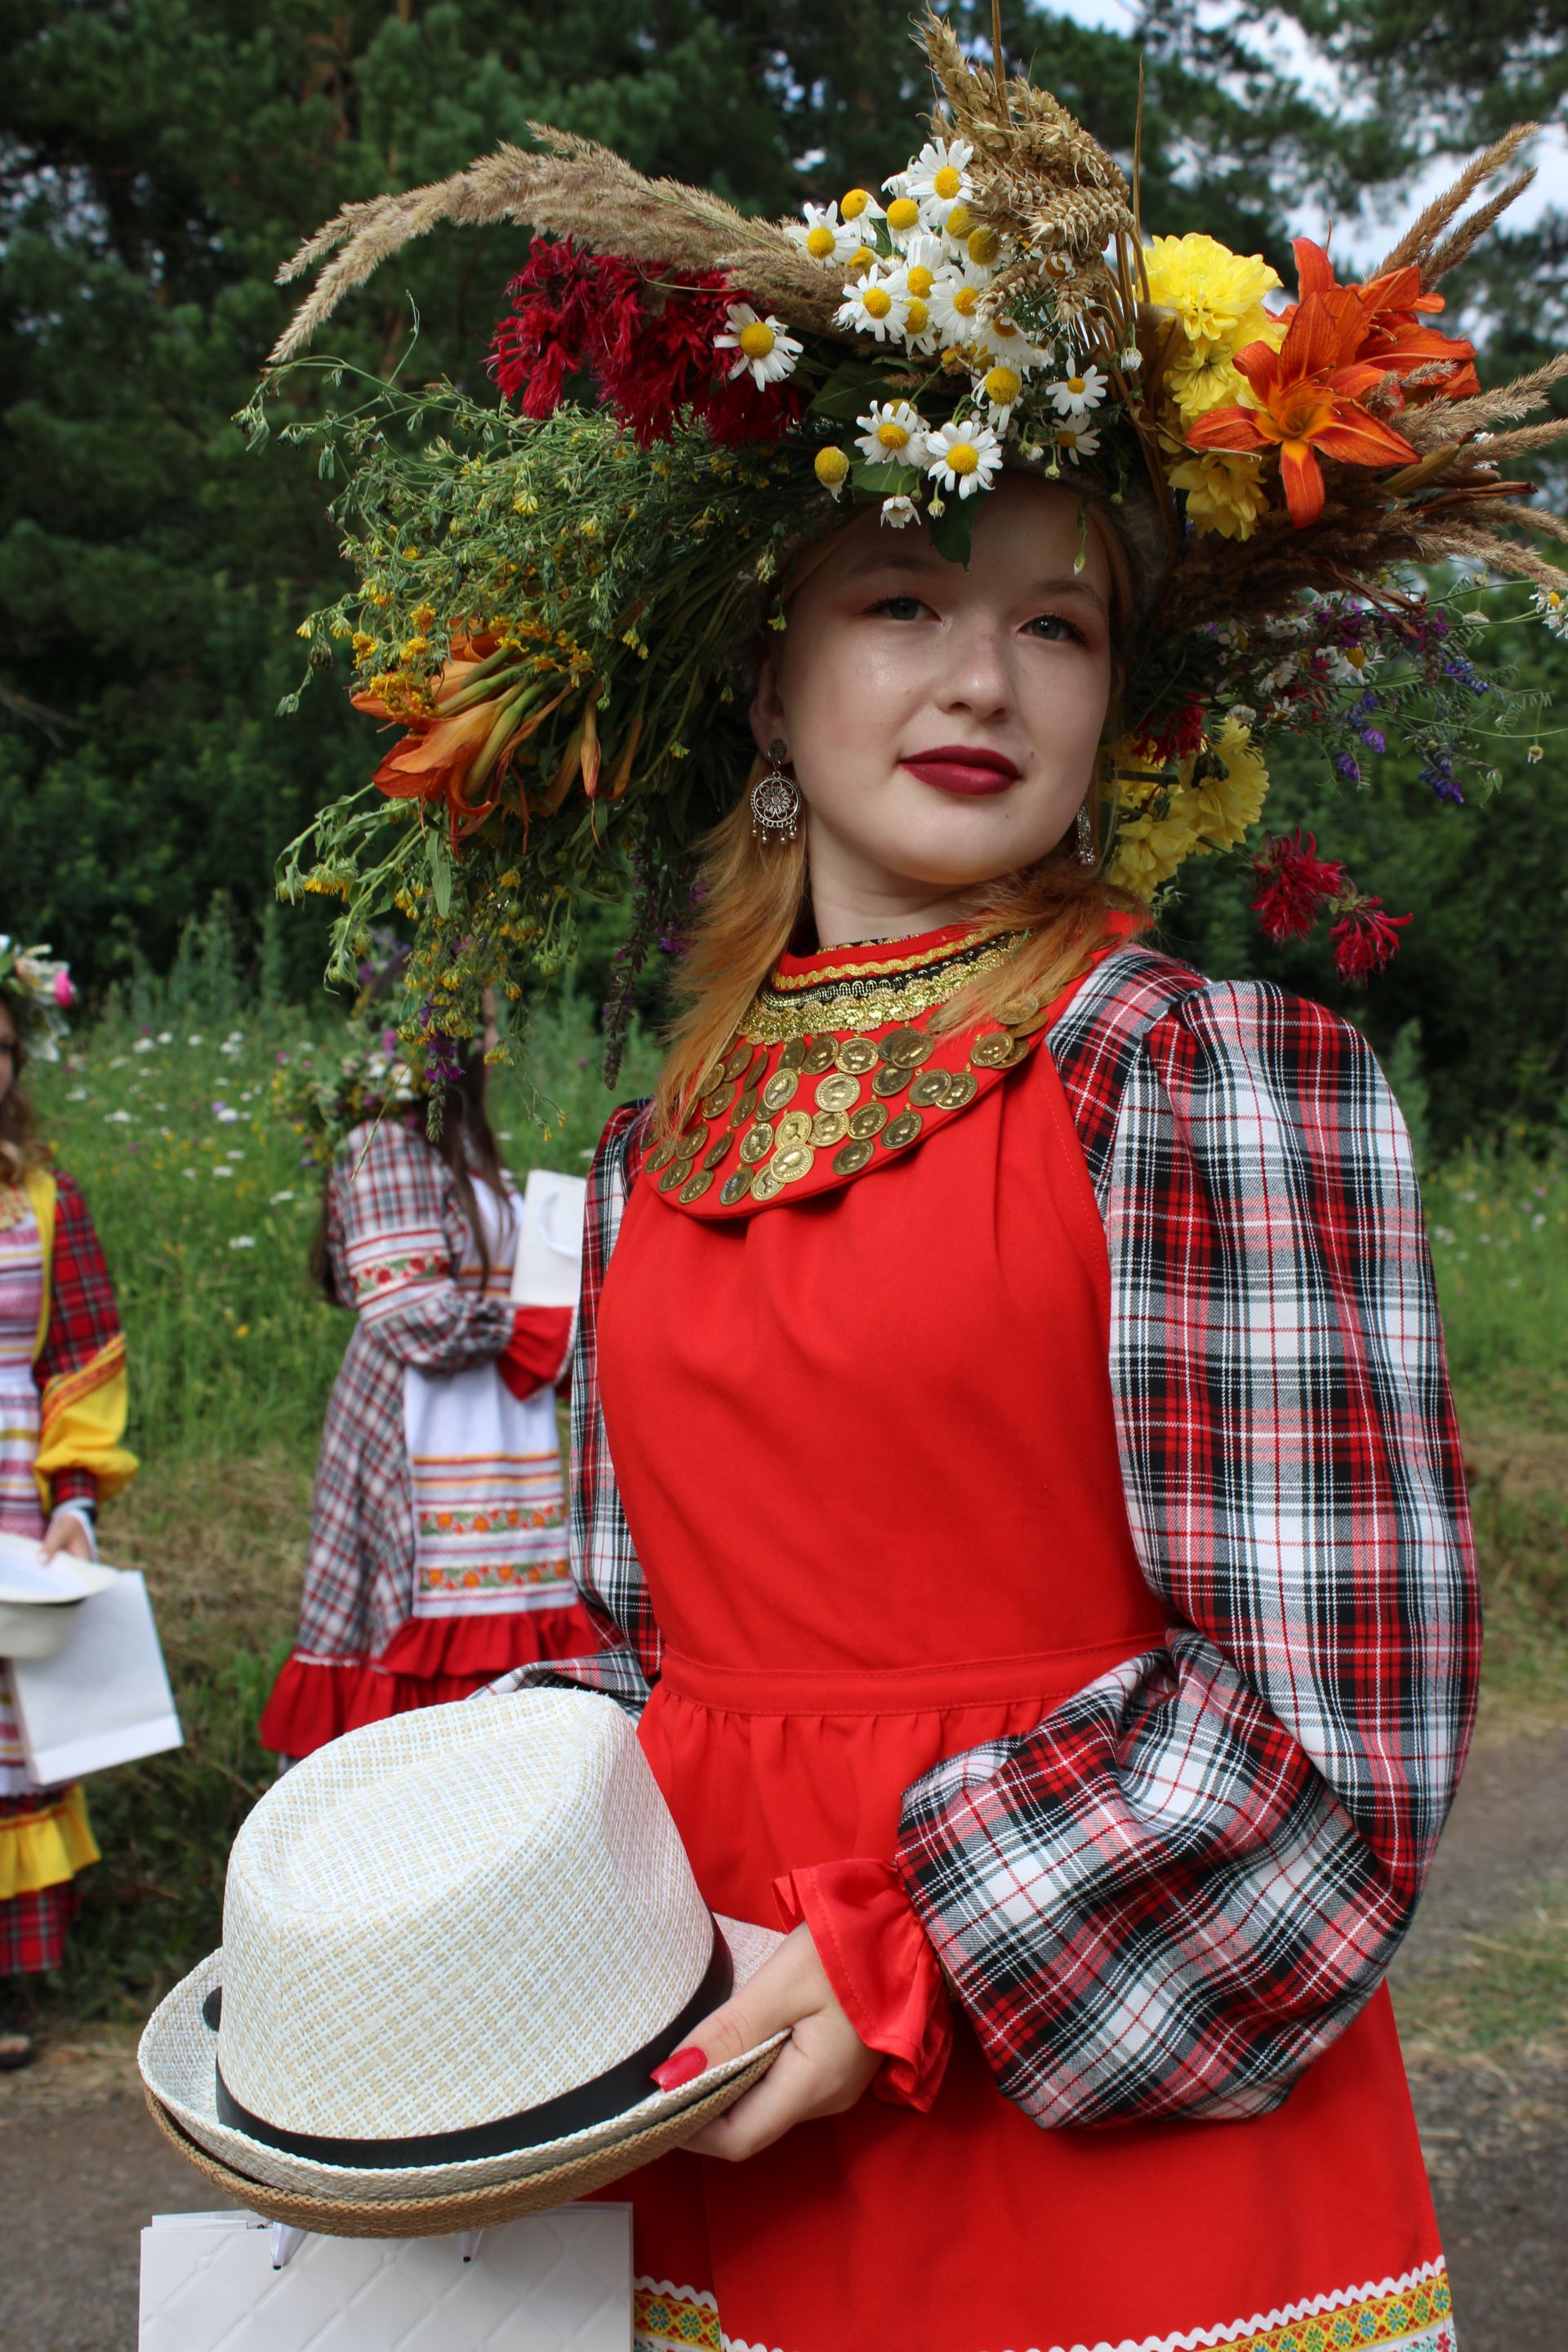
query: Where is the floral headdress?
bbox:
[0,938,76,1063]
[259,12,1568,1056]
[271,929,457,1165]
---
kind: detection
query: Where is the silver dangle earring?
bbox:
[1074,803,1097,866]
[751,738,802,842]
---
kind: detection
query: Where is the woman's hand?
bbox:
[658,1923,880,2162]
[41,1510,93,1564]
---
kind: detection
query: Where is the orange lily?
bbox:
[359,697,502,815]
[1186,289,1419,528]
[1286,239,1478,400]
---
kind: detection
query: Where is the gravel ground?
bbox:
[3,1726,1564,2352]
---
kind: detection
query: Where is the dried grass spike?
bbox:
[1440,521,1568,592]
[1374,122,1539,277]
[1423,170,1538,283]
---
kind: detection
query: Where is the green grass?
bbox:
[18,999,1568,2022]
[1393,1882,1568,2059]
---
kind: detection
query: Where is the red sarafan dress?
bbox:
[497,920,1476,2352]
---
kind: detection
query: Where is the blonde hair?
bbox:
[651,487,1149,1140]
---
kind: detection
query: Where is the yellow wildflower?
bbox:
[412,603,435,630]
[1143,233,1282,358]
[1188,719,1269,852]
[1167,449,1269,541]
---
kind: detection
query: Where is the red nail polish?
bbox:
[651,2046,707,2092]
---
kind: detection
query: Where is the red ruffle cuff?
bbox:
[498,1305,573,1400]
[774,1855,952,2111]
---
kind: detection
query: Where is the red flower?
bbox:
[1328,897,1412,982]
[489,237,796,448]
[1132,698,1206,768]
[593,257,733,446]
[489,240,602,419]
[1187,292,1419,528]
[1250,829,1348,943]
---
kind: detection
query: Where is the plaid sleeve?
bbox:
[36,1171,127,1508]
[482,1102,662,1716]
[894,957,1481,2127]
[334,1121,514,1371]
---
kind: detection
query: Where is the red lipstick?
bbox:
[901,744,1021,797]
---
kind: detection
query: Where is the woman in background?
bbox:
[0,942,136,2069]
[259,1027,591,1761]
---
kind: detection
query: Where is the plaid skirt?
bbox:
[0,1792,87,1976]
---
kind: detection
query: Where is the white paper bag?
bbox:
[139,2203,633,2351]
[8,1567,183,1782]
[510,1169,588,1308]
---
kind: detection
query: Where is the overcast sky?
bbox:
[1041,0,1567,264]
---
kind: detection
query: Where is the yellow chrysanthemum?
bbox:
[1165,327,1281,425]
[1107,719,1269,898]
[1144,233,1282,359]
[1107,795,1204,901]
[1188,719,1269,853]
[1167,449,1270,542]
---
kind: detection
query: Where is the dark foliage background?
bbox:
[2,0,1565,1148]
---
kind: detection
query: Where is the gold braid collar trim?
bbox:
[741,931,1026,1045]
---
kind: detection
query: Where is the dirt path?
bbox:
[4,1726,1565,2352]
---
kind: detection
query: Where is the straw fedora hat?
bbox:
[139,1690,783,2234]
[0,1533,118,1659]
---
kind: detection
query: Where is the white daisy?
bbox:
[839,186,886,228]
[892,234,948,300]
[1054,424,1102,466]
[902,136,974,210]
[1049,364,1108,418]
[924,419,1004,499]
[927,261,995,348]
[880,495,920,528]
[854,399,929,466]
[714,303,803,387]
[1531,585,1568,639]
[898,296,943,356]
[973,314,1052,376]
[978,363,1025,430]
[931,196,979,244]
[835,272,908,342]
[879,196,924,250]
[786,202,859,268]
[1322,642,1384,685]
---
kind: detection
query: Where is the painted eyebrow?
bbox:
[840,551,1109,617]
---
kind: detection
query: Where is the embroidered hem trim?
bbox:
[631,2262,1454,2352]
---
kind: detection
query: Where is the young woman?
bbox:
[492,475,1476,2352]
[266,33,1536,2340]
[259,1040,595,1760]
[0,948,136,2069]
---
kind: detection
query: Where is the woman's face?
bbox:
[0,1003,17,1108]
[751,474,1116,938]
